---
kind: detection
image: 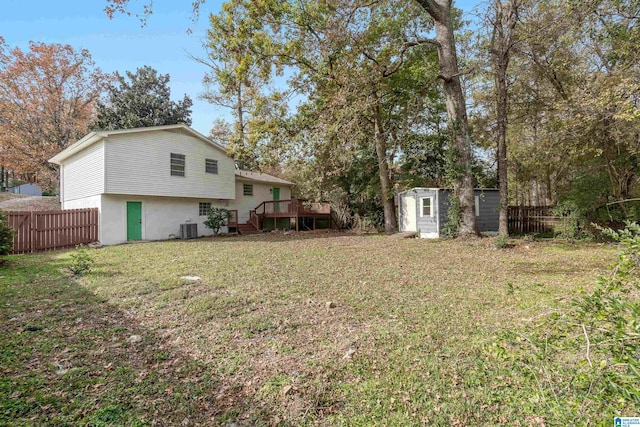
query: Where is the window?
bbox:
[170,153,185,177]
[205,159,218,174]
[475,195,480,217]
[243,184,253,196]
[421,197,433,217]
[199,202,211,216]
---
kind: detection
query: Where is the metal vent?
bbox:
[180,223,198,239]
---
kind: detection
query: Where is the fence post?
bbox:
[30,212,36,253]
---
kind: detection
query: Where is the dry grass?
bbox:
[0,194,60,211]
[1,234,615,425]
[0,192,27,202]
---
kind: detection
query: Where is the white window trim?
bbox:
[420,197,434,218]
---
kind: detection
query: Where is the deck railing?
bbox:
[249,210,259,230]
[253,199,331,216]
[228,210,238,227]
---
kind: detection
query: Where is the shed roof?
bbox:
[398,187,498,195]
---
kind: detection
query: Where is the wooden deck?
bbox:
[248,199,335,232]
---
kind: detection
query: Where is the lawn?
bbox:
[0,233,620,425]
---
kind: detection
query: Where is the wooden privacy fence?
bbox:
[508,206,564,235]
[6,208,99,254]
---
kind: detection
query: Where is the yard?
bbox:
[0,233,623,425]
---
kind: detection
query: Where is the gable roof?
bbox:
[235,170,293,186]
[49,124,227,165]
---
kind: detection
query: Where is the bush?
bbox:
[0,210,13,256]
[203,207,230,236]
[494,233,508,249]
[68,245,94,277]
[552,200,589,239]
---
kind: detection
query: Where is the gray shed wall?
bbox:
[438,189,499,233]
[475,190,499,232]
[438,190,450,232]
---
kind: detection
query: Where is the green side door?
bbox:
[126,202,142,240]
[272,187,280,213]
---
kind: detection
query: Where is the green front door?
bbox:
[126,202,142,240]
[272,188,280,213]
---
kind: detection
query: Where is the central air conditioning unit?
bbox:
[180,223,198,239]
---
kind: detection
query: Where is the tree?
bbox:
[203,207,231,236]
[195,2,278,167]
[0,38,105,189]
[488,0,519,235]
[0,210,13,257]
[414,0,479,237]
[500,0,640,219]
[94,65,193,130]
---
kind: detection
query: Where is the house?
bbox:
[397,188,499,238]
[8,183,42,196]
[49,124,308,245]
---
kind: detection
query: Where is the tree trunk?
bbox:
[495,52,509,234]
[490,0,518,235]
[418,0,478,237]
[374,102,398,233]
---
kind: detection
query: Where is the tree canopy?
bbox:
[93,65,193,130]
[0,38,105,189]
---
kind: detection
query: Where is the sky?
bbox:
[2,0,479,137]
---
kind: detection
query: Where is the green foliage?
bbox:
[94,65,192,130]
[495,233,508,249]
[442,195,461,238]
[552,200,588,239]
[0,210,13,256]
[68,245,94,277]
[203,207,230,236]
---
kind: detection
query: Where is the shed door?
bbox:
[401,196,417,232]
[126,202,142,241]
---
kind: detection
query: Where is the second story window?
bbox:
[170,153,185,177]
[243,184,253,196]
[205,159,218,174]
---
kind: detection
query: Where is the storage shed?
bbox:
[397,188,499,238]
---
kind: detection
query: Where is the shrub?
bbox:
[203,207,230,236]
[0,210,13,256]
[552,200,589,239]
[68,245,94,277]
[494,233,508,249]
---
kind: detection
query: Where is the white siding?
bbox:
[100,194,228,245]
[63,195,103,242]
[61,141,104,202]
[104,129,235,200]
[228,180,292,224]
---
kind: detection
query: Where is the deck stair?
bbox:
[237,222,260,235]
